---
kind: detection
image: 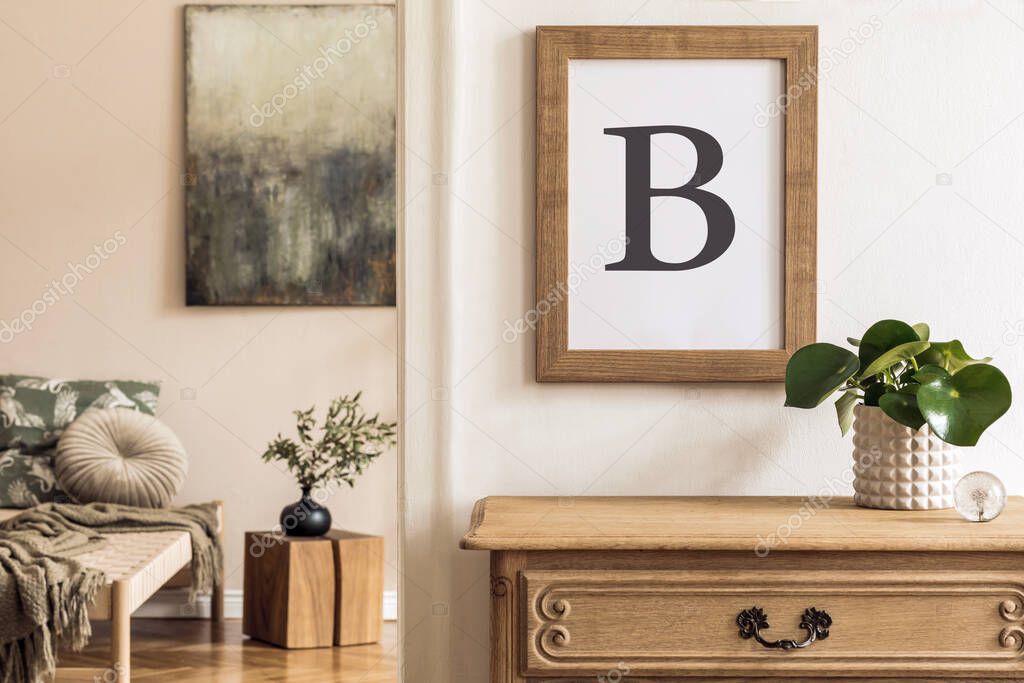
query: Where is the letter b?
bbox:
[603,125,735,271]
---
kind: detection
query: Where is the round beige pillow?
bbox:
[55,408,187,508]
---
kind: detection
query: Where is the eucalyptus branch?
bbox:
[262,393,397,491]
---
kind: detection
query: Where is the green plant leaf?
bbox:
[912,323,930,341]
[894,364,917,385]
[863,382,894,407]
[784,343,860,408]
[858,341,931,379]
[915,340,992,374]
[879,391,926,430]
[917,364,1012,446]
[913,364,950,384]
[847,337,861,347]
[858,319,920,370]
[835,390,859,436]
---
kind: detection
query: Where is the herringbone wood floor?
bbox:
[58,619,397,682]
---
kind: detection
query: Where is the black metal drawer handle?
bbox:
[737,606,832,650]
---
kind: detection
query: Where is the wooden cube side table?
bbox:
[243,530,385,649]
[243,532,336,648]
[329,530,385,646]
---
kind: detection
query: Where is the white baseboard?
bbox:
[135,588,398,621]
[133,588,241,619]
[382,589,397,621]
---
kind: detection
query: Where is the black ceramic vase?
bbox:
[280,487,332,537]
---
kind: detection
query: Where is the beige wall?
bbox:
[402,0,1024,679]
[0,1,398,594]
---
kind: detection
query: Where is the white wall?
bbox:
[401,1,1024,679]
[0,0,399,595]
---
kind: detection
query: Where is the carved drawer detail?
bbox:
[999,596,1024,652]
[522,570,1024,678]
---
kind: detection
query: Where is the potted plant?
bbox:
[784,320,1012,510]
[262,392,397,536]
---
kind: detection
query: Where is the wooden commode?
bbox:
[461,496,1024,681]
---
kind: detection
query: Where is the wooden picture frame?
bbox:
[536,25,817,382]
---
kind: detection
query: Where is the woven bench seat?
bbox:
[0,503,223,683]
[77,530,192,617]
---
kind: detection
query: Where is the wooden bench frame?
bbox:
[0,502,225,683]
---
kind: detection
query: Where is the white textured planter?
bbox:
[851,405,960,510]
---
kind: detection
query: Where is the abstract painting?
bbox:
[185,5,396,305]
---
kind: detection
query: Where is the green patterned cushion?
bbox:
[0,374,161,507]
[0,449,64,507]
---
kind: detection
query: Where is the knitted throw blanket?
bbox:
[0,502,222,683]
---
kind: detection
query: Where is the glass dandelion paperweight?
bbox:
[954,471,1007,523]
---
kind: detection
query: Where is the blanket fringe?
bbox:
[0,566,102,683]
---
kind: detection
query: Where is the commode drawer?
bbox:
[521,569,1024,679]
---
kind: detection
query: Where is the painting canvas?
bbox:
[185,5,396,305]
